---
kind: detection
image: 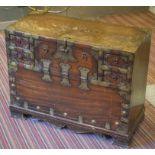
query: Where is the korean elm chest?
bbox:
[5,14,151,147]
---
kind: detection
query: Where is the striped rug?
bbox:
[0,10,155,149]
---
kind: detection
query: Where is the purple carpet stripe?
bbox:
[34,121,53,148]
[43,123,64,149]
[1,100,22,148]
[32,121,49,148]
[14,119,34,148]
[38,123,57,149]
[1,94,25,148]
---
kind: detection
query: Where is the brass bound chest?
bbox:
[5,14,151,147]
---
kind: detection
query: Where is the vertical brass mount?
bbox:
[79,67,90,91]
[41,59,52,82]
[60,63,71,87]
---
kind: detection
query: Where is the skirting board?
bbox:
[146,84,155,107]
[0,20,16,30]
[149,7,155,14]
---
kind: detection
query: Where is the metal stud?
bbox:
[36,106,40,110]
[16,96,20,100]
[11,83,15,87]
[115,121,119,125]
[91,119,96,124]
[78,116,83,123]
[9,77,15,82]
[122,110,127,116]
[63,112,68,117]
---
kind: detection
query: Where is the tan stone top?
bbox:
[6,14,151,53]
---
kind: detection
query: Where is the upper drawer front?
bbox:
[89,49,134,92]
[10,34,29,49]
[103,51,133,68]
[104,71,128,86]
[35,40,97,77]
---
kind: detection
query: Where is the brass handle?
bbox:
[79,67,90,91]
[82,52,88,61]
[60,63,71,87]
[41,59,52,82]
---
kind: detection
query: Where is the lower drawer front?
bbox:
[14,68,122,131]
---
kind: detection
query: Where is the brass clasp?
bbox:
[60,63,71,87]
[79,67,90,91]
[41,59,52,82]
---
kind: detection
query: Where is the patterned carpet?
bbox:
[0,10,155,149]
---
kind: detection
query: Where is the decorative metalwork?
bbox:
[115,123,128,135]
[90,48,133,93]
[24,102,28,109]
[90,48,133,132]
[60,63,71,87]
[91,119,96,124]
[104,53,129,68]
[49,108,54,116]
[41,59,52,82]
[115,121,119,125]
[79,67,90,91]
[54,39,75,62]
[105,122,111,130]
[33,60,42,72]
[63,112,68,117]
[8,61,18,73]
[7,30,35,73]
[78,116,83,124]
[36,106,40,110]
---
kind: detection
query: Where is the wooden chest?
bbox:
[5,14,151,147]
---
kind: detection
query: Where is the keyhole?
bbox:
[42,45,50,57]
[114,56,119,64]
[112,73,118,80]
[82,52,87,61]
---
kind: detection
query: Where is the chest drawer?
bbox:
[103,51,134,68]
[6,13,151,147]
[104,71,128,86]
[10,34,29,49]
